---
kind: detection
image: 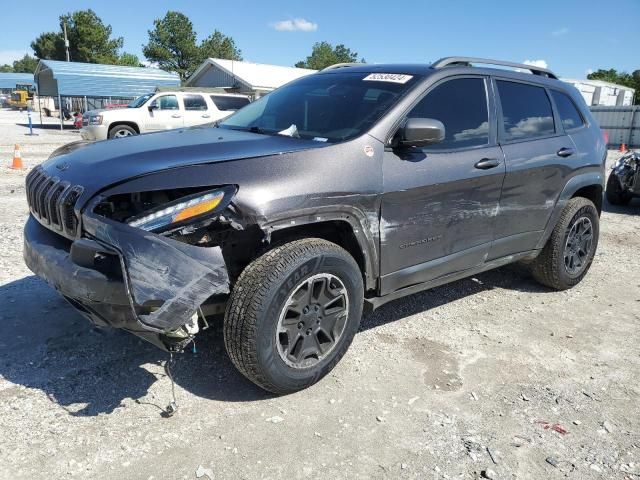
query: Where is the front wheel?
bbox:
[108,124,137,139]
[224,238,364,394]
[531,197,599,290]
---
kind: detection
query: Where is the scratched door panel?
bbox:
[381,145,505,276]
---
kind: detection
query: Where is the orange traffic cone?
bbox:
[10,144,24,169]
[620,143,627,152]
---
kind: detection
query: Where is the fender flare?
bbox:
[535,171,604,249]
[258,205,379,291]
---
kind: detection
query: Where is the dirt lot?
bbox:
[0,108,639,480]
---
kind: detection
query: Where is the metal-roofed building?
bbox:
[562,78,635,106]
[0,72,34,93]
[34,60,180,99]
[186,58,316,97]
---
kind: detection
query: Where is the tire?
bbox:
[224,238,364,394]
[108,124,137,139]
[605,173,632,206]
[531,197,599,290]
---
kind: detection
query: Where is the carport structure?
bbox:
[34,60,180,129]
[0,72,34,94]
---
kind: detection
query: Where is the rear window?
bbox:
[551,90,584,130]
[497,80,555,141]
[183,94,208,111]
[210,95,250,111]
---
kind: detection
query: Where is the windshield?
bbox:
[219,71,422,143]
[128,93,155,108]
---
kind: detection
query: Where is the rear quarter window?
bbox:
[496,80,555,141]
[551,90,585,130]
[210,95,250,111]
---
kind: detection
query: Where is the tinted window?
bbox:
[497,81,555,140]
[408,78,489,149]
[551,90,584,130]
[183,94,208,111]
[154,95,178,110]
[210,95,250,111]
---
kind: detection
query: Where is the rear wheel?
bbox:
[224,238,363,394]
[531,197,599,290]
[108,124,137,139]
[605,173,632,205]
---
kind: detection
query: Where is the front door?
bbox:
[380,76,505,295]
[145,94,184,132]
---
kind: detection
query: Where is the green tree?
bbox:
[0,64,13,72]
[143,11,241,81]
[143,11,201,81]
[199,30,242,63]
[295,41,364,70]
[31,9,123,64]
[31,31,65,60]
[12,54,39,73]
[117,52,142,67]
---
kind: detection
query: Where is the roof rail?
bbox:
[321,63,362,72]
[431,57,558,79]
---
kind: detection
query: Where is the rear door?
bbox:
[182,94,212,126]
[488,79,577,259]
[145,94,184,132]
[380,76,505,294]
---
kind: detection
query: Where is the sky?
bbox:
[0,0,637,79]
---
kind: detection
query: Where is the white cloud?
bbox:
[586,68,594,75]
[270,18,318,32]
[523,59,549,69]
[552,27,569,36]
[0,49,29,65]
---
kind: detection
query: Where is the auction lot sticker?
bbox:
[363,73,413,84]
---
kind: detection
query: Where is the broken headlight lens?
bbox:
[127,189,229,232]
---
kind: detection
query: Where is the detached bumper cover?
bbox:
[24,214,230,338]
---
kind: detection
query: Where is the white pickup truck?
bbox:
[80,91,250,140]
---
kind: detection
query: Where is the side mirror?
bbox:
[147,103,157,111]
[399,118,445,148]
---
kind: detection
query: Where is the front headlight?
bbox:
[89,115,103,125]
[127,188,234,232]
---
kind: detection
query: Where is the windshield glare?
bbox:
[128,93,155,108]
[219,72,422,143]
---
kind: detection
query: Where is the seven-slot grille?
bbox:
[26,166,83,238]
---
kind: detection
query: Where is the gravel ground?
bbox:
[0,108,639,480]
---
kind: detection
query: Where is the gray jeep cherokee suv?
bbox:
[24,57,606,394]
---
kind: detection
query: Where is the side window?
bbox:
[496,80,555,141]
[408,78,489,149]
[551,90,585,130]
[210,95,250,111]
[183,94,208,111]
[153,95,179,110]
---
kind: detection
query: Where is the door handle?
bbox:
[201,114,211,118]
[171,114,181,118]
[557,147,575,158]
[474,158,501,170]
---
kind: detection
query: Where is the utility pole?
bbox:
[63,21,70,62]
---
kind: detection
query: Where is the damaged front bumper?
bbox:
[23,214,230,351]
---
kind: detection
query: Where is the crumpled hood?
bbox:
[41,126,327,197]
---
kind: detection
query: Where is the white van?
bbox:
[80,91,250,140]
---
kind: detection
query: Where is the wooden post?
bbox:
[58,94,63,130]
